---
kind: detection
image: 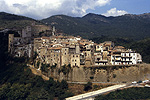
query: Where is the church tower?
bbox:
[52,26,56,36]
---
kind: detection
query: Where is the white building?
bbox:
[111,50,142,65]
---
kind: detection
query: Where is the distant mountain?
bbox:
[0,12,34,21]
[0,12,38,30]
[0,12,150,40]
[41,13,150,40]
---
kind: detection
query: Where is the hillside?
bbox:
[41,13,150,40]
[1,12,150,40]
[129,38,150,63]
[95,87,150,100]
[0,12,38,30]
[0,31,73,100]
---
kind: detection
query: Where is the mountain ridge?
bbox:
[0,12,41,30]
[41,13,150,40]
[0,12,35,21]
[0,12,150,40]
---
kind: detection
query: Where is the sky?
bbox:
[0,0,149,19]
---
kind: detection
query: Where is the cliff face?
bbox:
[49,64,150,83]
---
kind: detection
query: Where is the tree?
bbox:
[84,82,92,91]
[60,80,68,90]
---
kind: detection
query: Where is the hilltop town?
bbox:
[8,23,142,68]
[1,13,150,100]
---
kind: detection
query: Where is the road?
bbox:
[67,81,121,84]
[27,64,49,80]
[65,84,127,100]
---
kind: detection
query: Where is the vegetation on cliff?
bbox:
[95,87,150,100]
[0,31,73,100]
[0,63,73,100]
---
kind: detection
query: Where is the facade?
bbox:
[8,33,33,58]
[8,34,14,53]
[71,54,80,67]
[111,49,142,65]
[48,47,62,68]
[61,48,70,66]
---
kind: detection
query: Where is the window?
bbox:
[76,55,78,57]
[85,53,87,56]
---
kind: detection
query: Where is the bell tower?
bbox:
[52,26,56,36]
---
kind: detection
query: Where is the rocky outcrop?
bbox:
[48,64,150,83]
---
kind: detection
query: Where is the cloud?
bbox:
[0,0,111,19]
[103,8,128,17]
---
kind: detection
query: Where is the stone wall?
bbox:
[48,64,150,83]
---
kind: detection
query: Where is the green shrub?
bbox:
[84,82,92,91]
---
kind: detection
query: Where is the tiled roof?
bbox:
[48,47,62,50]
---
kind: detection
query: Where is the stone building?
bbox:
[71,54,80,67]
[48,47,62,68]
[61,47,70,66]
[8,34,14,53]
[8,33,33,58]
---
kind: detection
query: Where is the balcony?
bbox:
[95,60,108,63]
[121,56,132,58]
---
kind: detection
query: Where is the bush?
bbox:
[95,87,150,100]
[84,82,92,91]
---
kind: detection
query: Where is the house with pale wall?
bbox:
[94,41,114,65]
[8,34,33,58]
[71,54,80,67]
[48,47,62,68]
[111,47,142,65]
[121,51,142,65]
